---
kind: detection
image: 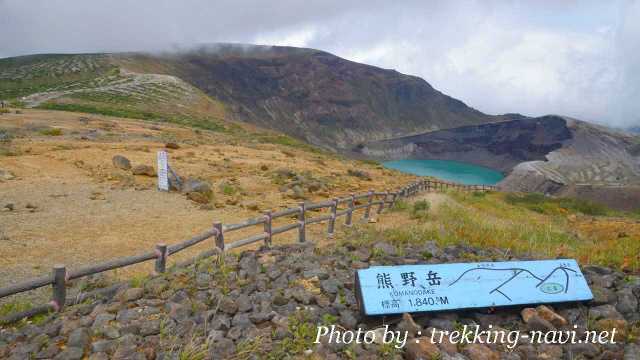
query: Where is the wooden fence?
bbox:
[0,178,496,324]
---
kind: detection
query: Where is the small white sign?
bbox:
[157,151,169,191]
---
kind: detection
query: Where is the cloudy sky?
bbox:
[1,0,639,127]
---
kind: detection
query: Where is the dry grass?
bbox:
[0,109,414,304]
[343,190,640,272]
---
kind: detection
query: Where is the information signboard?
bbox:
[355,259,592,316]
[157,151,169,191]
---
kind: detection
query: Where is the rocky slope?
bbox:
[148,44,512,150]
[1,45,517,151]
[500,119,640,209]
[0,241,638,359]
[358,116,640,209]
[356,115,570,172]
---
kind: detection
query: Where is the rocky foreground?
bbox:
[1,240,639,359]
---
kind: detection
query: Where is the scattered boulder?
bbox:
[165,142,180,149]
[289,185,305,199]
[397,313,421,337]
[521,308,555,331]
[463,344,499,360]
[0,239,637,359]
[182,178,213,204]
[242,201,260,211]
[594,318,627,342]
[347,169,371,180]
[89,192,106,201]
[615,288,638,315]
[0,169,15,181]
[187,192,210,204]
[112,155,131,170]
[121,288,144,302]
[182,178,212,195]
[67,328,90,349]
[373,241,396,256]
[131,165,156,177]
[535,305,567,327]
[405,338,440,360]
[54,346,84,360]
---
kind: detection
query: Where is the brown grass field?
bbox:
[1,108,639,310]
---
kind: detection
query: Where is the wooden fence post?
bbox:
[52,265,66,312]
[364,189,374,219]
[346,193,355,226]
[213,222,224,252]
[377,190,387,214]
[298,202,306,242]
[155,244,167,273]
[263,210,272,247]
[328,198,338,237]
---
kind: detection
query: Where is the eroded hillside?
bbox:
[359,116,640,210]
[0,46,511,151]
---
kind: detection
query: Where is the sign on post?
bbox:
[355,259,592,316]
[157,151,169,191]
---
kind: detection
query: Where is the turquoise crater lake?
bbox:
[383,159,504,185]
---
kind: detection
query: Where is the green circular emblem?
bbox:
[540,282,564,294]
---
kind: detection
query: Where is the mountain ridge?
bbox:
[0,45,514,150]
[1,44,638,209]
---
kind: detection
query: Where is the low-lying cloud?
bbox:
[1,0,638,127]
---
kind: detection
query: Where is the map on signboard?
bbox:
[157,151,169,191]
[355,259,593,316]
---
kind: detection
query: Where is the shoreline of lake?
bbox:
[383,159,504,185]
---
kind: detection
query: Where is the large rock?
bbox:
[397,313,421,337]
[182,178,212,196]
[67,328,90,348]
[187,192,211,204]
[463,344,499,360]
[112,155,131,170]
[131,165,156,177]
[0,169,15,181]
[616,288,638,315]
[54,347,84,360]
[535,305,567,327]
[590,304,624,320]
[405,338,440,360]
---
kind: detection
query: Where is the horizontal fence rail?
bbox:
[0,178,496,325]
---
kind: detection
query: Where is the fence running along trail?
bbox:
[0,179,496,324]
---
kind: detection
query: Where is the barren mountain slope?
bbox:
[358,116,640,209]
[1,46,514,151]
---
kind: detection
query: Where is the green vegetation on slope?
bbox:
[0,54,116,99]
[504,192,611,216]
[339,190,640,272]
[37,103,227,132]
